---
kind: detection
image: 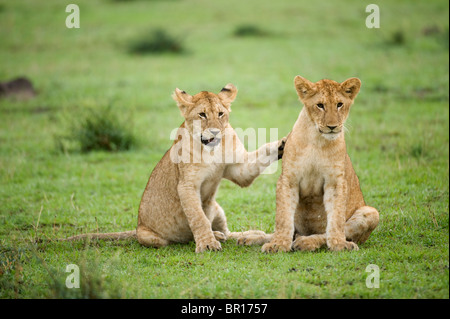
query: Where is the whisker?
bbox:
[344,122,352,135]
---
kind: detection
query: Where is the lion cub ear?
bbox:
[340,78,361,100]
[172,88,194,116]
[218,83,238,111]
[294,75,316,102]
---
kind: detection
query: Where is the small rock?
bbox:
[0,77,36,99]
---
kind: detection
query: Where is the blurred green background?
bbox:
[0,0,448,298]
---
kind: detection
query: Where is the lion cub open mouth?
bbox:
[201,135,221,147]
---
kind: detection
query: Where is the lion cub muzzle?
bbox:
[318,124,343,140]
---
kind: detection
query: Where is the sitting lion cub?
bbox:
[66,84,284,253]
[240,76,379,252]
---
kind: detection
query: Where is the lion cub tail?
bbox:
[62,230,136,242]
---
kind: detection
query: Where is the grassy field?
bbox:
[0,0,448,299]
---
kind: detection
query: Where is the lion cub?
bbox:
[241,76,379,252]
[137,84,283,253]
[66,84,284,253]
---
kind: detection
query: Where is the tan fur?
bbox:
[65,84,285,253]
[238,76,379,252]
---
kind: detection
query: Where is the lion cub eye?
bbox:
[317,103,324,109]
[199,112,207,119]
[337,102,343,108]
[218,112,224,118]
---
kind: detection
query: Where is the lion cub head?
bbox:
[294,76,361,141]
[172,84,237,148]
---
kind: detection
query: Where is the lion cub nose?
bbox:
[210,129,220,136]
[327,125,337,131]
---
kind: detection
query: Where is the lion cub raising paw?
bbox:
[243,75,379,252]
[65,84,285,253]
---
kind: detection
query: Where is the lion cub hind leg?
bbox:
[209,202,230,243]
[231,230,273,246]
[292,234,327,251]
[345,206,379,245]
[136,227,170,248]
[213,231,227,242]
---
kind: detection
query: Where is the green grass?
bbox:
[233,24,271,37]
[0,0,448,299]
[55,106,137,153]
[128,28,185,55]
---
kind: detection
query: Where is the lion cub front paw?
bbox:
[292,236,324,251]
[262,238,292,253]
[195,239,222,253]
[327,240,359,252]
[277,136,288,160]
